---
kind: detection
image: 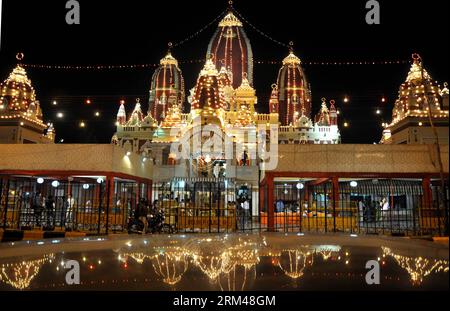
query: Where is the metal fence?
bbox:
[266,179,448,236]
[0,176,147,234]
[1,176,448,236]
[151,178,258,233]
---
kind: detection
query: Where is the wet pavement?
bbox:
[0,233,448,291]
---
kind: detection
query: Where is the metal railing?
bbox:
[1,176,448,237]
[0,176,146,234]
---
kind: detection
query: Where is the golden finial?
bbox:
[271,84,278,90]
[16,52,25,62]
[321,97,327,103]
[412,53,421,64]
[330,100,336,106]
[444,82,448,88]
[207,53,215,61]
[243,72,248,79]
[136,98,141,104]
[228,0,233,8]
[168,42,173,53]
[289,41,294,53]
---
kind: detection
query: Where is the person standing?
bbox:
[242,199,250,228]
[66,194,75,229]
[381,198,390,221]
[45,195,55,230]
[32,192,43,228]
[358,200,365,223]
[242,150,249,166]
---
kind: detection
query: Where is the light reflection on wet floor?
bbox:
[0,234,448,291]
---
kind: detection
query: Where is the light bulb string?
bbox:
[232,9,290,49]
[21,59,411,71]
[172,9,228,48]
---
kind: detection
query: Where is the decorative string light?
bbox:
[382,247,449,286]
[233,8,290,48]
[0,254,55,290]
[20,59,411,72]
[171,10,228,48]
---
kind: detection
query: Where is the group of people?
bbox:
[31,192,76,229]
[358,198,390,223]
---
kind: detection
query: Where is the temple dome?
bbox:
[207,10,253,89]
[190,58,227,126]
[0,54,37,113]
[276,48,312,125]
[148,48,185,124]
[406,54,431,84]
[282,52,301,66]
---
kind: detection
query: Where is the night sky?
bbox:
[0,0,448,144]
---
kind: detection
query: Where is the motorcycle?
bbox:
[127,209,175,234]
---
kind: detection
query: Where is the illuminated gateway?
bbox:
[113,6,341,162]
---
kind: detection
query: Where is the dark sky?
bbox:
[0,0,448,144]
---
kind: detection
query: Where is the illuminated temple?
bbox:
[0,54,55,144]
[381,54,449,145]
[112,9,341,168]
[0,3,448,238]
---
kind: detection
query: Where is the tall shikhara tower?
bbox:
[276,47,312,126]
[207,4,253,89]
[148,48,185,124]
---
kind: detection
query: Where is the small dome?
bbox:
[190,59,227,126]
[235,74,255,98]
[406,54,431,84]
[282,52,301,66]
[218,12,243,27]
[127,99,145,126]
[159,52,179,66]
[200,58,219,77]
[0,55,37,112]
[440,82,449,96]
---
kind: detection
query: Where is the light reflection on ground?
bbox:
[0,234,448,291]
